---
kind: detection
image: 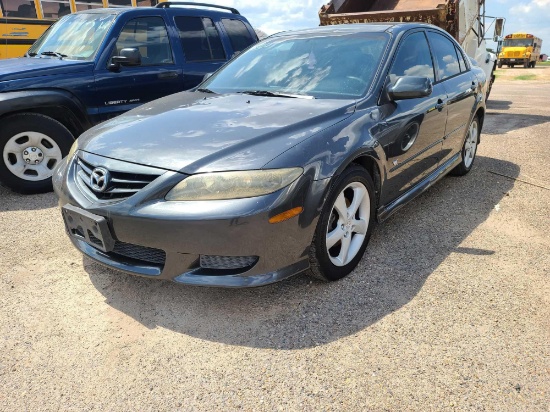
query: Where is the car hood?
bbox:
[0,58,93,82]
[79,91,356,174]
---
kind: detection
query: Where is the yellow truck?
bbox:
[498,33,542,68]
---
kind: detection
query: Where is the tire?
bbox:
[0,113,74,194]
[308,165,376,282]
[497,61,503,68]
[532,61,536,68]
[524,61,529,68]
[450,116,480,177]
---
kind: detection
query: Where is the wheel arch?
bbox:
[0,90,92,138]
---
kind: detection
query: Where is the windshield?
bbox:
[202,32,390,99]
[503,38,534,47]
[28,13,116,60]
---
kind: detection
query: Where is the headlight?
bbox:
[66,139,79,160]
[165,168,303,201]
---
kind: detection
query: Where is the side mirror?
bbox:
[388,76,433,101]
[493,18,505,41]
[109,48,141,71]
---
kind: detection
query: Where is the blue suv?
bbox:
[0,2,258,193]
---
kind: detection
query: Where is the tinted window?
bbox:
[0,0,37,18]
[389,31,435,83]
[136,0,158,6]
[109,0,131,6]
[427,32,461,80]
[221,19,255,53]
[175,16,225,62]
[74,0,102,11]
[455,46,468,72]
[115,17,173,66]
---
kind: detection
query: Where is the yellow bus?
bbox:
[0,0,159,59]
[498,32,543,68]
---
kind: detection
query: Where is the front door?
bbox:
[94,15,183,122]
[376,30,448,205]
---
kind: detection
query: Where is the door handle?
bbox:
[158,71,179,79]
[435,99,446,111]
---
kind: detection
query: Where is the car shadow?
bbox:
[486,99,512,111]
[0,184,58,211]
[484,112,550,135]
[84,155,519,349]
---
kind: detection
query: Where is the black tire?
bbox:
[497,61,503,68]
[308,165,376,282]
[0,113,74,194]
[532,61,536,68]
[524,61,529,68]
[450,116,480,177]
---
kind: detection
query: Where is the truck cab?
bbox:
[0,3,258,193]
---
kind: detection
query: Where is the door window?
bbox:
[0,0,37,18]
[114,17,173,66]
[221,18,255,53]
[175,16,225,62]
[389,31,435,83]
[427,32,461,80]
[455,46,469,72]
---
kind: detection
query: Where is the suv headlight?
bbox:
[165,168,303,201]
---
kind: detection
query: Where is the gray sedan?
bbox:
[54,23,486,287]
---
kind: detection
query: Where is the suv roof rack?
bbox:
[155,1,240,15]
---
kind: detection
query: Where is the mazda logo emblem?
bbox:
[90,167,111,193]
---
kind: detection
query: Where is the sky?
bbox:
[184,0,550,54]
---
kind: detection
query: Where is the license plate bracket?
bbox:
[62,204,115,253]
[510,59,516,61]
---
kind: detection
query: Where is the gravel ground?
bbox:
[1,80,549,411]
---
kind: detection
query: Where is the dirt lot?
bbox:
[495,63,550,81]
[1,79,549,411]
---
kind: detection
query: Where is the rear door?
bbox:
[173,15,227,90]
[426,31,477,164]
[94,14,183,121]
[376,30,448,205]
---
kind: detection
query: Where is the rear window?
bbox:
[221,18,255,54]
[175,16,225,62]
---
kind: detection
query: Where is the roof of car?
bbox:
[270,22,443,38]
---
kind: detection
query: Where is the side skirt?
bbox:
[376,153,461,223]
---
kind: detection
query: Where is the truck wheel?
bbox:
[497,61,503,68]
[523,61,529,68]
[0,113,74,194]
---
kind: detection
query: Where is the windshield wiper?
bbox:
[40,51,67,59]
[197,88,216,94]
[239,90,315,99]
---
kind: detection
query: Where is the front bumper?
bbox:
[499,58,527,64]
[54,152,329,287]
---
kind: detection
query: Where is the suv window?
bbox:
[221,19,255,54]
[114,17,173,66]
[389,31,435,83]
[175,16,225,62]
[427,32,461,80]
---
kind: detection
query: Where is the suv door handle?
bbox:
[158,71,179,79]
[435,99,447,111]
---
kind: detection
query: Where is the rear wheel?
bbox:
[450,116,480,176]
[308,165,376,282]
[524,61,529,68]
[0,113,74,194]
[497,61,503,68]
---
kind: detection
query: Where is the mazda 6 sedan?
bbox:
[53,23,486,287]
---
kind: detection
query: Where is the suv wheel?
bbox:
[0,113,74,194]
[308,165,376,281]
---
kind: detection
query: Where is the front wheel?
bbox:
[0,113,74,194]
[308,165,376,282]
[450,116,480,176]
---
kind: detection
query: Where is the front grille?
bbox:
[200,255,258,270]
[111,241,166,266]
[76,156,160,201]
[513,51,520,57]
